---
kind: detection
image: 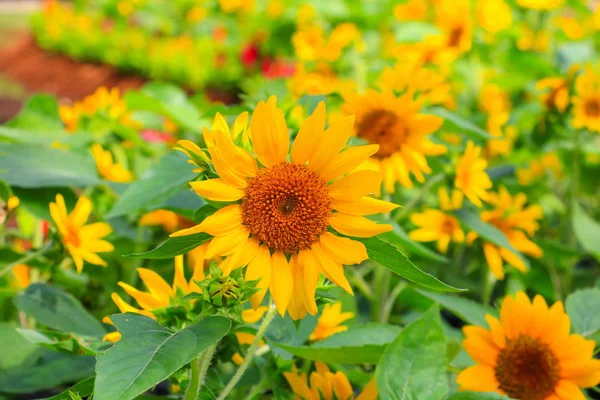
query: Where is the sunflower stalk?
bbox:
[184,344,218,400]
[216,303,277,400]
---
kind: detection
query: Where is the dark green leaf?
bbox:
[416,289,497,326]
[272,323,401,364]
[572,203,600,259]
[125,232,211,259]
[107,152,197,218]
[454,209,529,268]
[358,237,466,292]
[0,179,9,202]
[13,283,105,337]
[41,377,95,400]
[565,288,600,337]
[0,144,101,188]
[376,306,448,400]
[94,314,231,400]
[429,107,492,141]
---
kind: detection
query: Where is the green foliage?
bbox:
[572,203,600,260]
[380,220,449,263]
[41,377,95,400]
[565,288,600,337]
[429,107,492,141]
[94,314,231,400]
[126,232,212,259]
[416,290,497,326]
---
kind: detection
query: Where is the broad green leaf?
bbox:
[41,377,95,400]
[416,290,497,326]
[572,203,600,259]
[565,288,600,337]
[94,313,231,400]
[447,392,510,400]
[358,237,465,292]
[0,179,9,202]
[376,306,448,400]
[0,125,68,145]
[380,221,449,263]
[429,107,492,141]
[6,94,63,131]
[107,152,197,218]
[13,283,106,337]
[126,232,211,259]
[272,323,401,364]
[0,144,100,188]
[454,209,529,268]
[0,323,39,369]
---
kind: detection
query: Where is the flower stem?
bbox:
[216,303,277,400]
[0,242,52,278]
[184,344,218,400]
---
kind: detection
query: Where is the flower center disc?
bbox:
[584,99,600,117]
[494,334,560,400]
[356,109,406,159]
[242,163,331,254]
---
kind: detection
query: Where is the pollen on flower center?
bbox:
[356,109,405,158]
[584,99,600,117]
[494,334,560,400]
[242,163,331,254]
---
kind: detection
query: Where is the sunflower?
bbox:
[457,292,600,399]
[309,302,354,341]
[476,0,512,33]
[467,187,543,279]
[284,362,377,400]
[341,89,446,192]
[91,144,134,183]
[409,188,465,253]
[171,97,397,319]
[454,141,492,207]
[434,0,473,54]
[572,66,600,133]
[49,194,113,273]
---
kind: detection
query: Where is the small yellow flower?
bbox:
[394,0,428,21]
[186,6,207,24]
[517,153,563,186]
[476,0,512,33]
[457,292,600,399]
[49,194,113,273]
[409,188,465,253]
[454,141,492,208]
[434,0,473,54]
[284,362,377,400]
[139,209,190,233]
[7,196,19,213]
[572,65,600,133]
[485,125,517,159]
[309,302,354,341]
[537,77,570,112]
[91,144,134,183]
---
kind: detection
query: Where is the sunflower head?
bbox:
[454,141,492,208]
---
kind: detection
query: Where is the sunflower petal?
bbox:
[329,213,392,237]
[189,179,245,202]
[270,252,293,316]
[250,97,289,167]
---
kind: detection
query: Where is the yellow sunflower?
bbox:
[171,97,398,319]
[91,144,134,183]
[434,0,473,55]
[457,292,600,399]
[284,362,377,400]
[49,194,113,273]
[409,188,465,253]
[468,187,543,279]
[309,302,354,341]
[476,0,513,33]
[341,89,446,192]
[454,141,492,207]
[572,66,600,133]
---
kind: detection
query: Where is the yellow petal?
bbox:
[308,115,355,172]
[332,372,353,400]
[246,246,272,309]
[291,101,326,165]
[356,378,378,400]
[456,365,498,392]
[250,96,289,167]
[297,250,320,316]
[328,170,382,201]
[311,244,353,294]
[137,268,172,304]
[206,229,249,258]
[483,243,504,280]
[319,232,368,265]
[320,144,380,182]
[329,213,392,237]
[173,255,189,294]
[70,196,92,228]
[332,196,399,216]
[118,282,164,310]
[196,205,243,236]
[219,237,261,275]
[555,380,586,400]
[270,252,293,316]
[242,306,268,324]
[189,179,245,202]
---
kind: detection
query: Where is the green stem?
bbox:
[184,344,218,400]
[482,270,496,306]
[197,344,217,389]
[565,129,582,295]
[0,242,52,278]
[394,173,444,221]
[348,269,373,301]
[216,304,277,400]
[380,281,406,324]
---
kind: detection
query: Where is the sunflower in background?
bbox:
[434,0,473,55]
[572,65,600,133]
[91,144,134,183]
[454,141,492,207]
[171,97,398,319]
[457,292,600,399]
[309,302,354,342]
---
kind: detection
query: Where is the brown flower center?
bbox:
[494,334,560,400]
[242,163,331,254]
[441,216,458,235]
[584,98,600,117]
[356,109,406,159]
[448,25,465,48]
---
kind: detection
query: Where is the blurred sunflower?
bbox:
[537,77,570,112]
[91,144,134,183]
[458,292,600,399]
[476,0,512,33]
[171,98,397,319]
[309,302,354,341]
[517,153,563,186]
[342,89,446,191]
[454,141,492,207]
[572,66,600,133]
[434,0,473,55]
[467,188,543,279]
[49,194,113,273]
[409,188,465,253]
[284,362,377,400]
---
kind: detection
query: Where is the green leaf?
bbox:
[416,290,497,326]
[376,306,448,400]
[107,152,197,218]
[0,322,39,369]
[358,237,466,292]
[12,187,78,220]
[572,203,600,259]
[380,221,449,263]
[0,179,9,202]
[6,94,63,131]
[94,314,231,400]
[126,232,211,259]
[429,107,492,141]
[565,288,600,337]
[454,209,529,269]
[13,283,106,337]
[447,392,510,400]
[41,377,95,400]
[272,323,401,364]
[0,144,101,188]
